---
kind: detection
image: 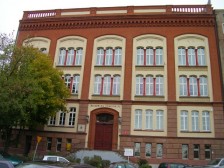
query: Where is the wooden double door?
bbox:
[94,114,113,150]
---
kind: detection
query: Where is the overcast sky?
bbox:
[0,0,223,35]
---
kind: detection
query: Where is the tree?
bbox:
[0,33,70,152]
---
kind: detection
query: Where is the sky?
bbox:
[0,0,223,36]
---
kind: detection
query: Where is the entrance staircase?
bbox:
[72,150,128,163]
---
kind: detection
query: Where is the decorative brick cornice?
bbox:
[19,15,215,31]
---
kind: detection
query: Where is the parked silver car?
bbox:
[205,158,224,168]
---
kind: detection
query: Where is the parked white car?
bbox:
[42,155,69,163]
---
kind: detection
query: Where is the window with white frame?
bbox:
[145,143,152,157]
[180,110,188,131]
[48,116,56,125]
[200,76,208,96]
[194,144,200,159]
[189,76,198,96]
[94,75,102,95]
[179,76,187,96]
[136,47,163,66]
[156,110,164,130]
[178,47,206,66]
[71,75,80,94]
[135,75,164,96]
[112,75,120,95]
[134,142,141,156]
[103,75,111,95]
[146,110,153,129]
[202,111,210,131]
[182,144,188,159]
[59,112,66,125]
[75,48,83,65]
[134,109,142,129]
[58,48,66,65]
[114,47,122,65]
[96,47,122,66]
[66,48,74,65]
[68,107,76,126]
[40,47,47,54]
[156,144,163,158]
[64,74,71,89]
[94,75,120,96]
[192,111,199,131]
[179,76,208,97]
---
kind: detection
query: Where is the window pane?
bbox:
[103,76,111,95]
[156,144,163,158]
[145,143,152,157]
[146,76,153,95]
[156,76,163,96]
[58,48,66,65]
[68,107,76,126]
[66,48,74,65]
[205,144,211,159]
[194,144,200,159]
[94,75,102,94]
[64,74,71,89]
[197,48,206,66]
[96,48,104,65]
[105,48,113,65]
[179,76,187,96]
[182,144,188,159]
[178,48,186,66]
[181,111,188,131]
[114,48,122,65]
[156,48,163,65]
[188,48,196,66]
[192,111,199,131]
[202,111,210,131]
[56,138,62,152]
[75,48,83,65]
[200,76,208,96]
[146,48,153,65]
[134,142,141,156]
[72,75,80,94]
[146,110,153,129]
[136,76,143,95]
[112,76,120,95]
[189,76,198,96]
[156,110,164,130]
[137,48,144,65]
[135,109,142,129]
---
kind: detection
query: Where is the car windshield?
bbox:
[208,159,221,165]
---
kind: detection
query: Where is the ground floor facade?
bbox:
[1,101,224,166]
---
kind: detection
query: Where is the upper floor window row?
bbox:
[179,76,208,97]
[136,75,164,96]
[63,74,80,95]
[94,75,120,96]
[136,47,163,66]
[96,47,122,66]
[178,47,206,66]
[58,47,83,66]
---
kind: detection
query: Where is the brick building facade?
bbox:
[11,4,224,165]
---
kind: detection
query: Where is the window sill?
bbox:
[92,94,120,100]
[134,95,165,101]
[134,129,164,132]
[56,65,82,67]
[95,65,122,67]
[47,125,75,128]
[180,130,211,133]
[135,65,164,67]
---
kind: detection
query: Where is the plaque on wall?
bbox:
[77,124,85,132]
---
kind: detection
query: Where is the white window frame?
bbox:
[192,111,199,131]
[202,111,210,131]
[200,76,208,96]
[48,116,56,125]
[75,48,82,65]
[56,138,62,152]
[156,110,164,130]
[135,109,142,129]
[180,110,188,131]
[64,74,71,89]
[146,76,153,95]
[194,144,200,159]
[68,107,76,126]
[136,76,143,95]
[137,48,144,65]
[178,47,186,66]
[72,75,80,94]
[112,75,120,95]
[114,47,122,65]
[188,47,196,66]
[189,76,198,96]
[103,75,111,95]
[156,76,163,96]
[66,48,74,65]
[105,48,113,66]
[59,112,66,126]
[58,48,66,65]
[179,76,187,96]
[155,48,163,65]
[94,75,102,95]
[146,48,154,65]
[146,110,153,129]
[96,48,104,65]
[197,48,206,66]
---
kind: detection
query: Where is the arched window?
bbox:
[156,47,163,65]
[200,76,208,96]
[71,75,80,94]
[94,75,102,94]
[136,47,144,65]
[75,48,83,65]
[188,47,196,66]
[96,48,104,65]
[156,76,163,96]
[180,110,188,131]
[64,74,71,89]
[105,48,113,66]
[178,47,186,66]
[136,75,144,95]
[197,48,206,66]
[66,48,74,65]
[191,111,199,131]
[103,75,111,95]
[58,48,66,65]
[156,110,164,130]
[114,47,122,65]
[145,75,153,95]
[112,75,120,95]
[202,111,210,131]
[135,109,142,129]
[179,76,187,96]
[189,76,198,96]
[146,109,153,129]
[146,47,154,65]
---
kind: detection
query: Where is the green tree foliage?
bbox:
[0,33,70,151]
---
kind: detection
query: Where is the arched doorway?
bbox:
[94,113,113,150]
[88,108,119,150]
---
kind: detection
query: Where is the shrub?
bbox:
[140,164,152,168]
[138,158,148,166]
